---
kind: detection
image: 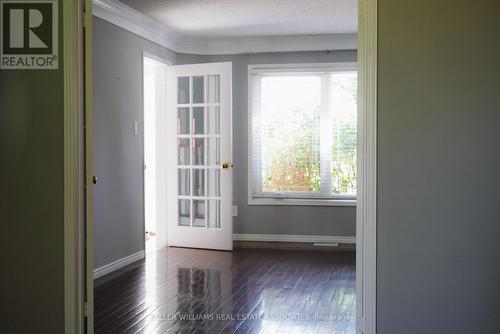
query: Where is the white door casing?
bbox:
[143,55,169,249]
[166,62,233,251]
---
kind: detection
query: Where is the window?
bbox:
[248,63,357,205]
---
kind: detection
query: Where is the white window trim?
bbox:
[247,62,358,207]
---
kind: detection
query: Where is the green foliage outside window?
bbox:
[259,72,357,197]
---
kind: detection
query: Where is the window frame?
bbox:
[247,62,358,207]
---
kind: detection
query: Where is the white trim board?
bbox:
[92,0,357,55]
[63,1,86,333]
[356,0,377,333]
[93,251,145,279]
[233,234,356,244]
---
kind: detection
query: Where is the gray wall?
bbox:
[178,51,357,237]
[93,17,176,269]
[0,2,64,333]
[378,1,500,333]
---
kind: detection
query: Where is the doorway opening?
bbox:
[81,1,378,333]
[143,55,168,255]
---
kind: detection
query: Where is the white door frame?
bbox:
[142,52,171,251]
[356,0,377,333]
[63,0,93,333]
[65,1,378,333]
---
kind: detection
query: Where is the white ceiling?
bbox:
[118,0,358,38]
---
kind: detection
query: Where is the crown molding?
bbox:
[180,33,357,55]
[92,0,182,51]
[92,0,357,55]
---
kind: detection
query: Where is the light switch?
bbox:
[232,205,238,217]
[133,121,139,136]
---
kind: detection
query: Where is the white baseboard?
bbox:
[93,251,145,279]
[233,234,356,244]
[93,235,353,279]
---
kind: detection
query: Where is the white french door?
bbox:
[166,62,233,251]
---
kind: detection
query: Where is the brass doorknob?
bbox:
[92,176,98,184]
[221,162,233,169]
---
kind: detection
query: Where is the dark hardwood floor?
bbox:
[94,247,356,334]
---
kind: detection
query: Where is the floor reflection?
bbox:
[94,247,355,334]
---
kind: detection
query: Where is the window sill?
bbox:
[248,197,356,207]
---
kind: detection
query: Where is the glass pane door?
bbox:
[176,74,222,229]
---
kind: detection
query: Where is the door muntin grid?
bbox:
[177,75,222,229]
